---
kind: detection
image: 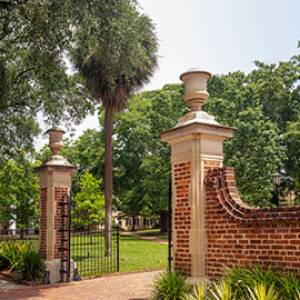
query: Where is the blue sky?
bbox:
[36,0,300,149]
[139,0,300,90]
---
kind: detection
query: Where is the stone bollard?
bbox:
[35,128,77,283]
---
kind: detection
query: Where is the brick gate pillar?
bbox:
[161,70,235,279]
[35,128,76,283]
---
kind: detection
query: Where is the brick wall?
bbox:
[205,167,300,278]
[39,188,47,258]
[54,187,69,259]
[173,161,192,274]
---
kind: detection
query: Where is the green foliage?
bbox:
[0,0,93,162]
[0,241,27,271]
[152,271,190,300]
[0,158,39,228]
[210,280,235,300]
[20,247,45,282]
[247,283,279,300]
[0,241,44,281]
[71,0,158,254]
[226,266,300,300]
[172,266,300,300]
[72,172,105,229]
[62,130,105,180]
[223,107,284,206]
[114,84,186,218]
[183,282,207,300]
[71,0,158,110]
[284,118,300,201]
[206,53,300,205]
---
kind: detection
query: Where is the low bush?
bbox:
[0,241,45,282]
[183,282,207,300]
[152,271,190,300]
[0,241,27,271]
[19,247,45,281]
[158,267,300,300]
[226,266,300,300]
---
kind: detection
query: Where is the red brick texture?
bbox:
[54,187,69,259]
[39,187,70,259]
[205,167,300,278]
[173,161,192,275]
[39,188,47,259]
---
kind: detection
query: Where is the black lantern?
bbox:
[272,173,282,186]
[272,172,282,206]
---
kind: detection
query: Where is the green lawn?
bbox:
[70,230,168,277]
[119,234,167,272]
[1,230,168,277]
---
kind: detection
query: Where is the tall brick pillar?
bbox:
[161,70,235,279]
[35,128,76,283]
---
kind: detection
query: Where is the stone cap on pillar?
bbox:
[35,128,77,173]
[161,69,235,145]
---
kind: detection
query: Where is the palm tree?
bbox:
[71,0,158,255]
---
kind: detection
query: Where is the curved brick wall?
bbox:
[205,167,300,278]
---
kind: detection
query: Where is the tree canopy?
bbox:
[59,47,300,216]
[70,0,158,250]
[72,172,105,229]
[0,158,39,229]
[0,0,103,163]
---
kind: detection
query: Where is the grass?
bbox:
[119,233,167,272]
[1,230,168,278]
[70,230,168,277]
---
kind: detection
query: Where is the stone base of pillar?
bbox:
[186,276,208,286]
[44,259,75,283]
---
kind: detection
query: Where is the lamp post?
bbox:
[272,172,282,206]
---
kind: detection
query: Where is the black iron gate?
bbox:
[71,228,119,277]
[58,193,120,281]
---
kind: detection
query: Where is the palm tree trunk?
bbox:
[104,105,113,257]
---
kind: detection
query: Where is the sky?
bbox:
[36,0,300,149]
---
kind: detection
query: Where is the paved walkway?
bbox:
[0,279,27,290]
[0,270,161,300]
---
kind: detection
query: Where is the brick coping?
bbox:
[205,167,300,222]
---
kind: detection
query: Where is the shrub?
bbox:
[152,271,190,300]
[0,241,44,282]
[226,266,300,300]
[0,241,27,271]
[19,248,45,281]
[183,282,207,300]
[247,283,279,300]
[210,279,235,300]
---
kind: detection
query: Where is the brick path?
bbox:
[0,270,161,300]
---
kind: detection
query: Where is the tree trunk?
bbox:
[104,105,113,257]
[131,216,136,232]
[160,211,169,233]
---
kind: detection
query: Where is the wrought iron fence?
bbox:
[0,228,39,250]
[70,228,119,278]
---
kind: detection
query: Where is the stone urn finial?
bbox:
[180,69,212,112]
[47,128,65,156]
[35,127,76,174]
[174,69,219,128]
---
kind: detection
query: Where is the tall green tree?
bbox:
[0,0,93,162]
[0,158,39,229]
[113,84,186,231]
[206,72,286,206]
[72,172,105,229]
[71,0,158,254]
[284,118,300,201]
